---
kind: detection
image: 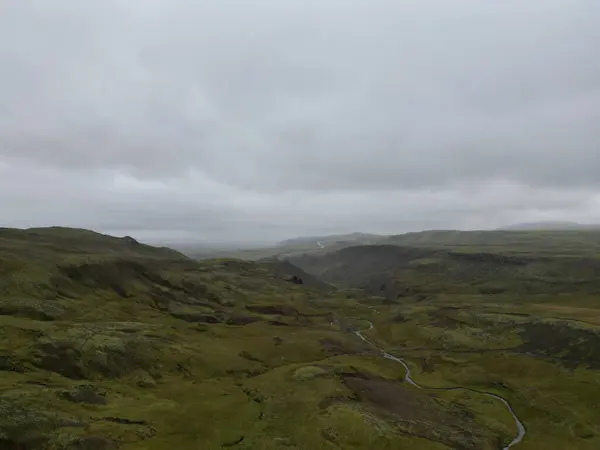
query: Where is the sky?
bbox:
[1,0,599,244]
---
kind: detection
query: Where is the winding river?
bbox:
[348,318,526,449]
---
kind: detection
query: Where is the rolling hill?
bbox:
[0,226,519,450]
[2,226,600,449]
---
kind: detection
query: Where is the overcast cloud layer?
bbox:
[1,0,599,243]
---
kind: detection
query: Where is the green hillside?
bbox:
[2,227,600,449]
[380,229,600,256]
[289,229,600,449]
[0,227,518,450]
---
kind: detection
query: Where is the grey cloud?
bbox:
[1,1,599,241]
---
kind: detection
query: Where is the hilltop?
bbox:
[0,226,187,261]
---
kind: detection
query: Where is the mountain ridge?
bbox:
[498,221,600,230]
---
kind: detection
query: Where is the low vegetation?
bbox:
[0,227,515,449]
[1,227,599,449]
[289,229,600,449]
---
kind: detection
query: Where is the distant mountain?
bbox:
[499,221,600,231]
[173,232,387,262]
[277,232,383,247]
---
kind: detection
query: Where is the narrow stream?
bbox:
[351,319,526,449]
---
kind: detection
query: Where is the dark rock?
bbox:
[282,275,303,284]
[97,417,148,425]
[321,428,339,444]
[176,363,193,377]
[226,315,261,326]
[170,311,222,324]
[246,305,298,317]
[239,351,263,363]
[136,377,157,388]
[0,355,26,373]
[391,313,408,323]
[59,385,107,405]
[36,340,85,379]
[270,260,333,290]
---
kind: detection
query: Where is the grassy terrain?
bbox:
[360,296,600,450]
[0,227,516,450]
[290,239,600,300]
[380,229,600,257]
[289,229,600,449]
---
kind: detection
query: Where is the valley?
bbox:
[174,232,386,261]
[3,2,594,449]
[1,227,599,449]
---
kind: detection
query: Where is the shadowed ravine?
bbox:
[348,317,526,449]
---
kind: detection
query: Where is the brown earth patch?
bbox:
[226,315,261,326]
[246,305,298,317]
[428,308,465,330]
[58,384,108,405]
[342,375,443,422]
[518,322,600,369]
[340,374,500,450]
